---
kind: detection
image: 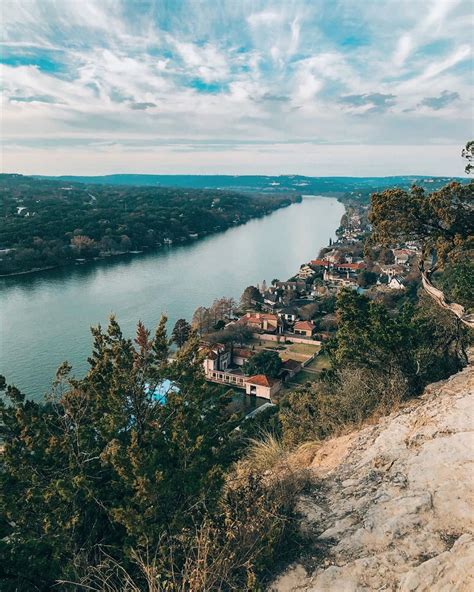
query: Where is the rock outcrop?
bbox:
[271,361,474,591]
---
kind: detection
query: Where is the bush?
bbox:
[280,366,408,447]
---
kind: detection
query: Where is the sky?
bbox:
[1,0,473,176]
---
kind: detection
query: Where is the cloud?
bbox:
[419,90,460,110]
[339,93,397,114]
[129,102,157,110]
[0,0,471,175]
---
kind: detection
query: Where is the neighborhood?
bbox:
[196,202,422,402]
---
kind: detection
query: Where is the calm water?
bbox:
[0,196,343,399]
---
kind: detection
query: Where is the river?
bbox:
[0,195,344,399]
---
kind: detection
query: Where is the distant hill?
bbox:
[35,174,465,199]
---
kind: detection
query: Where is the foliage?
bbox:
[243,349,282,378]
[369,181,473,269]
[357,269,378,287]
[69,435,307,592]
[205,323,253,347]
[191,297,236,336]
[0,317,239,591]
[171,318,192,348]
[280,366,407,447]
[437,259,474,312]
[239,285,262,310]
[462,140,473,174]
[0,175,299,275]
[326,289,467,394]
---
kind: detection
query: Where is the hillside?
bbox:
[0,174,299,275]
[35,174,465,203]
[271,359,474,591]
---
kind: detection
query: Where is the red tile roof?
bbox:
[233,347,254,359]
[246,374,279,387]
[294,320,315,331]
[335,262,366,270]
[310,258,329,267]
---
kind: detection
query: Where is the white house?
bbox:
[245,374,281,399]
[388,276,406,290]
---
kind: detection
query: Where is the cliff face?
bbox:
[271,361,474,592]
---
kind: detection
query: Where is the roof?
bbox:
[310,258,330,267]
[233,347,254,359]
[239,312,279,324]
[335,262,366,270]
[282,358,302,371]
[246,374,279,387]
[279,306,298,315]
[294,320,315,331]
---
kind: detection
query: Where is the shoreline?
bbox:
[0,196,315,280]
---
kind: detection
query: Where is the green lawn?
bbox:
[304,353,331,372]
[287,342,320,356]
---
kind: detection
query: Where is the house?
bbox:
[393,249,411,265]
[278,306,298,324]
[200,343,283,400]
[297,264,316,280]
[334,261,366,274]
[388,276,406,290]
[262,290,280,311]
[201,342,232,374]
[232,347,254,366]
[238,312,281,333]
[380,264,406,279]
[293,320,316,337]
[320,249,342,263]
[245,374,281,399]
[276,280,307,295]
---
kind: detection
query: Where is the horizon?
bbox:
[3,170,467,180]
[1,0,472,177]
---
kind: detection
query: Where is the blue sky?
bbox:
[1,0,472,176]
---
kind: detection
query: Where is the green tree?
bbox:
[239,286,262,310]
[462,140,473,174]
[369,182,473,271]
[171,318,192,348]
[0,317,236,591]
[357,270,378,288]
[243,349,282,378]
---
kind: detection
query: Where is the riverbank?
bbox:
[0,198,300,278]
[1,195,344,398]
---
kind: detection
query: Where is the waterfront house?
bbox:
[262,290,281,311]
[245,374,281,399]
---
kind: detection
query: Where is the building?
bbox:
[278,306,298,324]
[238,312,281,333]
[280,358,302,380]
[388,276,406,290]
[201,342,232,374]
[232,347,254,366]
[262,290,280,311]
[276,280,307,295]
[293,320,316,337]
[245,374,281,399]
[297,264,316,280]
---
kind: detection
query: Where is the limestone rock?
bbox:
[270,362,474,591]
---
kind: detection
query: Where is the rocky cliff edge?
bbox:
[271,360,474,591]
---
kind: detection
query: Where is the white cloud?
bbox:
[0,0,471,175]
